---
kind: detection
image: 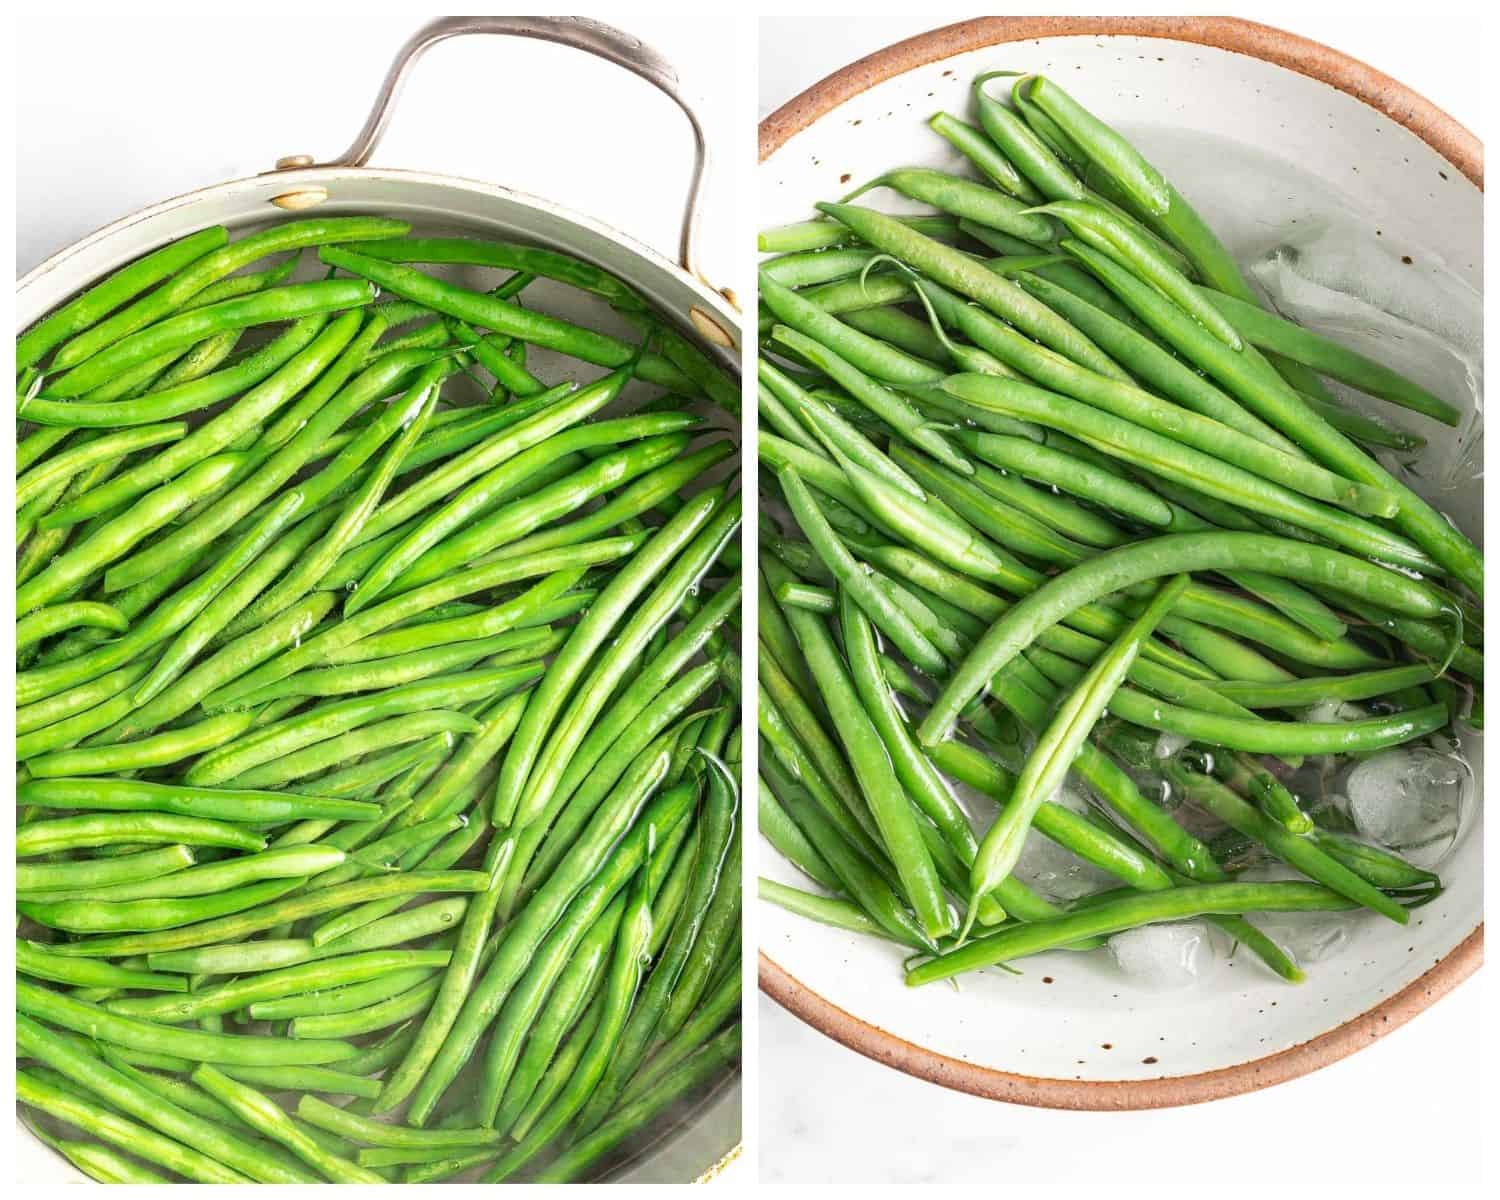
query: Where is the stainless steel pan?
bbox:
[15,14,740,1185]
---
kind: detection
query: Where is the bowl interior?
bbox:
[759,31,1482,1094]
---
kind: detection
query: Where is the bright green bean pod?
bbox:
[18,226,228,370]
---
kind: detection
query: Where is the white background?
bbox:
[16,6,745,296]
[758,8,1489,1193]
[11,4,748,1186]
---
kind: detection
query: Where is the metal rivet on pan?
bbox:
[688,305,735,348]
[274,154,315,170]
[271,188,329,211]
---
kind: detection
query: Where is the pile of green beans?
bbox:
[757,69,1476,991]
[17,217,741,1182]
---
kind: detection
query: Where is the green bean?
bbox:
[16,941,182,993]
[759,213,959,253]
[19,1019,319,1183]
[929,111,1044,201]
[1013,270,1302,453]
[919,529,1446,744]
[97,345,444,596]
[18,226,229,370]
[45,871,484,961]
[518,674,722,913]
[187,663,536,784]
[772,549,947,935]
[23,704,255,774]
[50,217,406,374]
[943,373,1433,569]
[208,541,630,714]
[25,317,333,431]
[653,815,742,1044]
[15,601,129,652]
[779,467,945,673]
[761,246,883,287]
[352,407,690,611]
[397,433,696,595]
[18,979,356,1065]
[319,245,695,392]
[770,319,973,474]
[107,949,451,1024]
[353,235,645,308]
[20,876,310,934]
[27,229,243,367]
[1194,287,1460,424]
[510,504,738,838]
[483,869,655,1179]
[766,874,911,944]
[220,1064,385,1101]
[1034,199,1242,346]
[934,313,1396,514]
[190,1065,382,1184]
[311,806,490,946]
[890,441,1093,566]
[571,756,737,1133]
[1212,663,1441,708]
[530,1023,740,1183]
[16,777,376,826]
[20,1117,169,1184]
[20,845,343,908]
[1299,390,1426,451]
[41,309,363,534]
[360,835,511,1110]
[17,846,195,898]
[16,422,187,508]
[908,880,1354,985]
[1062,239,1482,592]
[963,576,1188,942]
[1310,830,1440,891]
[633,956,742,1100]
[405,777,695,1124]
[17,1067,251,1183]
[296,1092,499,1150]
[16,810,264,856]
[1162,765,1410,923]
[815,201,1129,380]
[1211,753,1312,836]
[230,709,496,790]
[16,453,242,616]
[494,489,729,826]
[758,770,840,889]
[847,166,1055,245]
[835,589,972,841]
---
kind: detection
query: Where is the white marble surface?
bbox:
[758,11,1487,1191]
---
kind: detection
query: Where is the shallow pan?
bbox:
[17,15,740,1182]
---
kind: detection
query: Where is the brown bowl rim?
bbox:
[757,14,1484,1109]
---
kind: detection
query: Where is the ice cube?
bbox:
[1153,731,1191,760]
[1011,786,1117,902]
[1345,746,1472,867]
[1305,699,1367,725]
[1251,913,1356,966]
[1107,923,1212,990]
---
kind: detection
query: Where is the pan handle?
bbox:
[309,15,712,283]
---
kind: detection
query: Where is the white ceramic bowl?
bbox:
[758,17,1482,1109]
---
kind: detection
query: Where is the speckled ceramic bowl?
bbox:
[758,16,1482,1109]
